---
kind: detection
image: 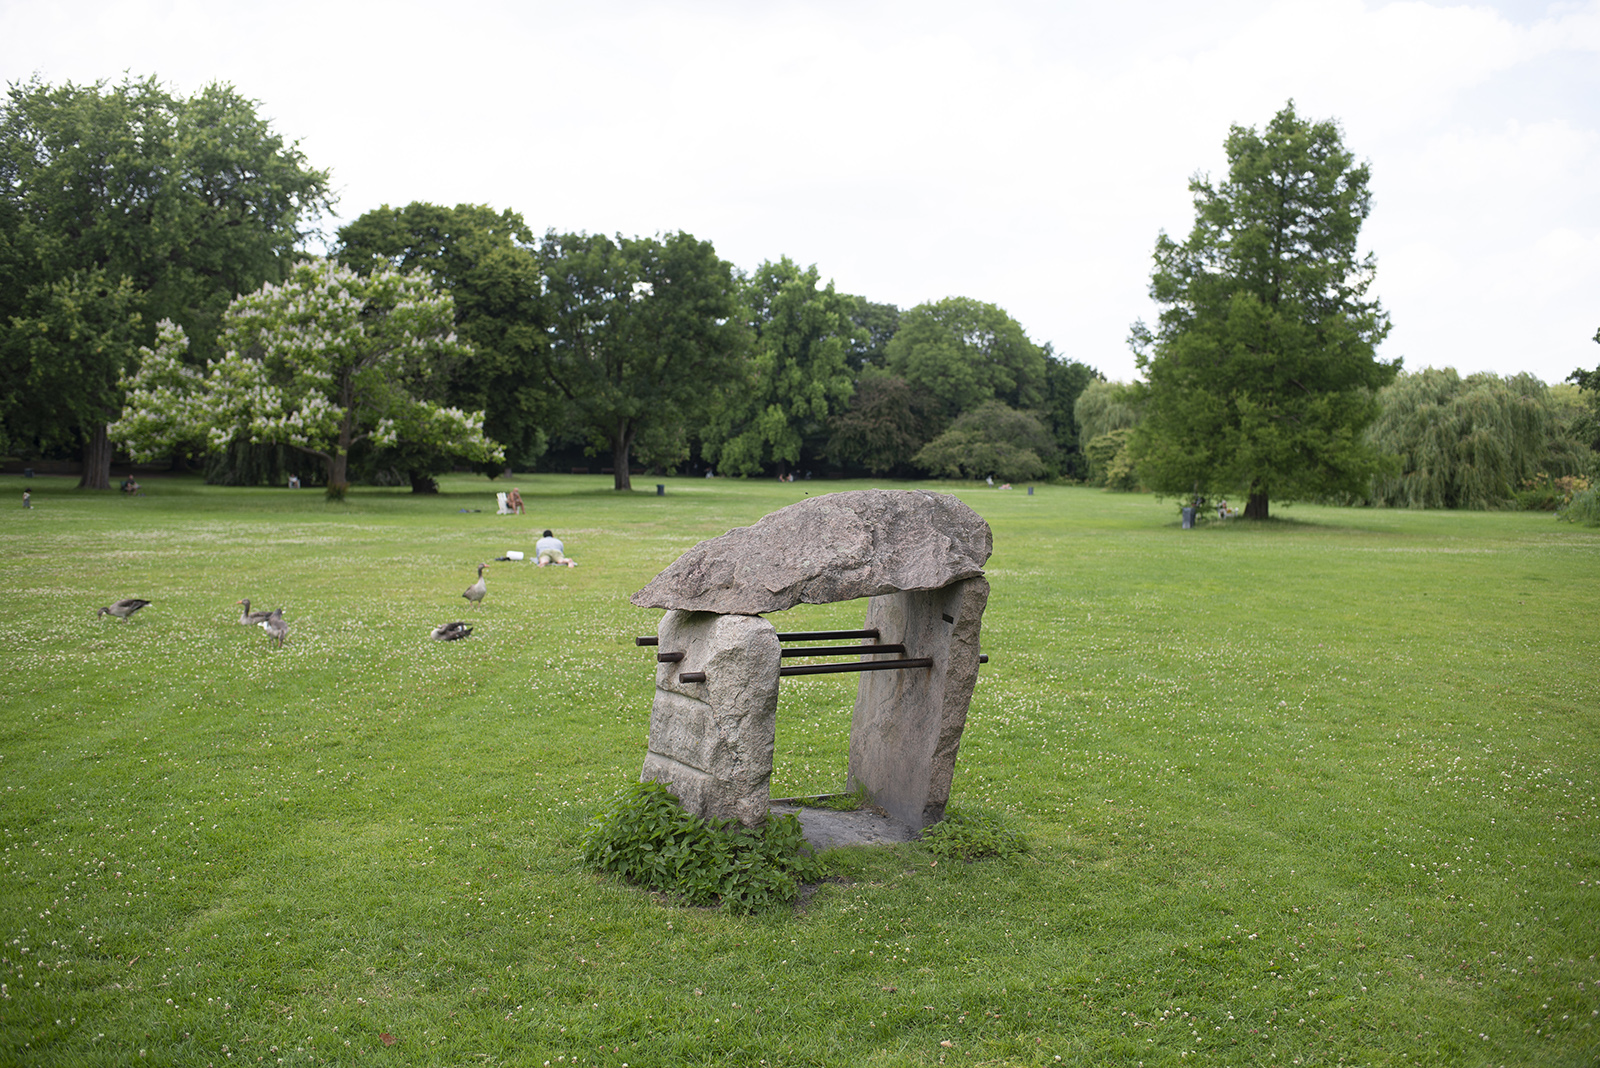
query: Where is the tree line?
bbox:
[1,75,1099,494]
[6,76,1596,513]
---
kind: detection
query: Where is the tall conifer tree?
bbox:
[1131,102,1397,519]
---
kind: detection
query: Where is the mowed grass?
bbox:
[1,473,1596,1067]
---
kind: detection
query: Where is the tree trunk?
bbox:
[1244,489,1270,520]
[612,424,633,491]
[78,423,113,489]
[408,471,440,494]
[329,451,349,489]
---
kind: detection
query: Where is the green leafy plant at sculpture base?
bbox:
[919,805,1031,862]
[582,781,825,914]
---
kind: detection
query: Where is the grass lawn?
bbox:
[1,472,1596,1067]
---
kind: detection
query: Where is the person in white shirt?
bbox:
[535,530,577,567]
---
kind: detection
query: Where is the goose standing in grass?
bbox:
[462,563,488,608]
[260,607,288,647]
[98,598,152,622]
[431,621,473,641]
[236,598,272,625]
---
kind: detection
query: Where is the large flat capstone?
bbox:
[630,489,992,615]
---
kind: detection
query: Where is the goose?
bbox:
[98,598,152,622]
[259,607,288,647]
[431,621,473,641]
[236,598,272,625]
[462,563,488,608]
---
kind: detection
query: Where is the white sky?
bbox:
[3,0,1596,385]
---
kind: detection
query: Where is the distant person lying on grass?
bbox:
[536,530,577,567]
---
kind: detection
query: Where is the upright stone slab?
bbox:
[640,610,780,826]
[848,576,989,830]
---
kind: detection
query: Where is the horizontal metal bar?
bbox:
[779,657,932,677]
[640,629,880,646]
[656,651,684,663]
[673,654,982,685]
[775,629,880,642]
[779,643,904,658]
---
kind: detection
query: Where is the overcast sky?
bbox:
[3,0,1596,385]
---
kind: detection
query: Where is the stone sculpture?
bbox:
[632,489,991,834]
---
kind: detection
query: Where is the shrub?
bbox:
[1557,483,1600,526]
[582,781,824,914]
[1516,473,1590,512]
[919,805,1031,862]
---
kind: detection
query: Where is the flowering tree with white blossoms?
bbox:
[114,260,502,488]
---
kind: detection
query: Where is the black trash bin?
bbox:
[656,484,665,496]
[1181,506,1196,529]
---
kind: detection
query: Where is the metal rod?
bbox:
[778,657,932,677]
[774,629,880,642]
[979,653,989,664]
[656,651,684,663]
[679,671,707,683]
[779,643,904,658]
[641,629,880,646]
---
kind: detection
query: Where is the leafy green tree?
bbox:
[2,270,142,483]
[1040,349,1100,478]
[705,258,861,477]
[1085,428,1141,491]
[824,370,942,476]
[1130,101,1397,519]
[885,297,1047,421]
[1073,379,1141,487]
[337,202,552,481]
[0,74,330,487]
[111,261,501,490]
[538,231,746,491]
[913,400,1056,483]
[1073,379,1141,443]
[1365,368,1585,509]
[1567,328,1600,454]
[844,297,900,372]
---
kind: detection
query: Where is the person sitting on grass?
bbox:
[121,476,141,495]
[535,529,577,567]
[507,487,525,515]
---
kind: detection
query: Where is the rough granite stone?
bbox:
[640,610,780,826]
[630,489,992,615]
[847,576,989,830]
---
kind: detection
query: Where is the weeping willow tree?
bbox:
[1365,368,1581,509]
[1073,379,1141,487]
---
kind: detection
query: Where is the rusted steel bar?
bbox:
[774,629,880,642]
[635,636,659,646]
[979,654,988,664]
[778,657,932,677]
[656,651,684,663]
[779,643,904,658]
[679,671,707,683]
